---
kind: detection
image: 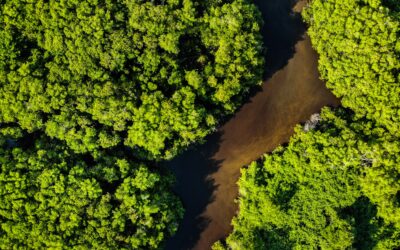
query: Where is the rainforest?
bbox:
[0,0,399,249]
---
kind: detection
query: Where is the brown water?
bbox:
[164,0,340,249]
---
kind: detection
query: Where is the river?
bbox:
[163,0,340,249]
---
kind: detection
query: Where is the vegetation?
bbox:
[303,0,400,135]
[215,0,400,249]
[0,133,183,249]
[0,0,264,160]
[1,0,399,248]
[0,0,265,248]
[214,108,400,250]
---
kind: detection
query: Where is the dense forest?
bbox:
[1,0,399,249]
[303,0,400,135]
[215,108,400,249]
[215,0,400,249]
[0,0,264,248]
[0,0,264,160]
[0,135,183,249]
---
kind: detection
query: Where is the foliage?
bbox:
[0,135,183,249]
[303,0,400,135]
[216,108,400,250]
[0,0,264,160]
[215,1,400,249]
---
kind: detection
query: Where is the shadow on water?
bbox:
[162,133,223,250]
[163,0,309,249]
[256,0,306,80]
[239,0,307,108]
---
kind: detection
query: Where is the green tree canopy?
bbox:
[0,0,264,160]
[215,108,400,250]
[214,1,400,249]
[303,0,400,135]
[0,134,183,249]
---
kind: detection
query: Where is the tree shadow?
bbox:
[161,132,224,250]
[340,196,379,250]
[242,0,307,104]
[256,0,306,80]
[162,0,310,249]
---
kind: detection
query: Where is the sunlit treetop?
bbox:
[0,0,264,160]
[303,0,400,136]
[214,108,400,250]
[0,133,184,249]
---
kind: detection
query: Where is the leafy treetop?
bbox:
[303,0,400,135]
[214,108,400,250]
[0,0,264,160]
[0,134,183,249]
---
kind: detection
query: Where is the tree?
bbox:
[215,1,400,248]
[303,0,400,136]
[216,108,400,250]
[0,0,264,160]
[0,134,183,249]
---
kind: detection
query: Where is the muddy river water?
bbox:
[163,0,340,249]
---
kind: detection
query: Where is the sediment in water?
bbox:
[164,1,340,249]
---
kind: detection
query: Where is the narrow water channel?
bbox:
[164,0,340,249]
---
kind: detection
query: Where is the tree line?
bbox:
[0,0,264,248]
[0,0,264,160]
[215,108,400,249]
[215,0,400,249]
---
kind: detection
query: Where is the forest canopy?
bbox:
[215,0,400,249]
[303,0,400,135]
[0,134,183,249]
[215,108,400,250]
[0,0,266,248]
[0,0,264,160]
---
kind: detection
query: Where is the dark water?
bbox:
[163,0,340,249]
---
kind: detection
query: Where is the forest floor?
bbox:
[163,0,340,249]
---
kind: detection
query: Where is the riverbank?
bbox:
[164,0,340,249]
